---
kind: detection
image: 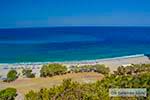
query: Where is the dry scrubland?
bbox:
[0,72,104,94]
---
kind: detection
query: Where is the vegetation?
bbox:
[0,88,17,100]
[93,64,110,75]
[70,64,109,75]
[25,64,150,100]
[40,64,67,77]
[5,70,18,82]
[40,64,109,78]
[114,64,150,75]
[22,69,35,78]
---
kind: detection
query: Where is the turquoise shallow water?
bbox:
[0,27,150,63]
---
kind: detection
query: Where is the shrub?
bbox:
[40,64,67,77]
[0,88,17,100]
[6,70,18,82]
[93,64,110,75]
[22,69,35,78]
[25,90,39,100]
[69,64,110,75]
[114,64,150,76]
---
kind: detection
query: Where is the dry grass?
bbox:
[0,72,104,94]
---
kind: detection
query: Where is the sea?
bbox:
[0,26,150,63]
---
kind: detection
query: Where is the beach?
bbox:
[0,54,150,99]
[0,54,150,79]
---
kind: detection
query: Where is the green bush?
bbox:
[40,64,67,77]
[93,64,110,75]
[25,90,39,100]
[114,64,150,76]
[6,70,18,82]
[0,88,17,100]
[70,64,110,75]
[22,69,35,78]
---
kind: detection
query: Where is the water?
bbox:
[0,27,150,63]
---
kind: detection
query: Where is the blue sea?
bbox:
[0,27,150,63]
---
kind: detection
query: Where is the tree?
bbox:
[25,90,39,100]
[0,88,17,100]
[6,70,18,82]
[69,64,110,75]
[40,64,67,77]
[93,64,110,75]
[22,69,35,78]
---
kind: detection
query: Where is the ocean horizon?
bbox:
[0,26,150,63]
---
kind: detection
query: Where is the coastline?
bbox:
[0,54,150,78]
[0,54,146,65]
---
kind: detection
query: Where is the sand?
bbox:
[0,54,150,78]
[0,72,104,94]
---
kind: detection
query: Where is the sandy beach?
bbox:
[0,54,150,100]
[63,54,150,72]
[0,54,150,79]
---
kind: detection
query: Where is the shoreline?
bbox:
[0,54,150,78]
[0,54,146,65]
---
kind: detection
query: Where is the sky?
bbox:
[0,0,150,28]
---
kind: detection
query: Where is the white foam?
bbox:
[0,54,145,66]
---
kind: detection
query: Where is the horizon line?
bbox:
[0,25,150,29]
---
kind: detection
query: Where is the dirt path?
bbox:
[15,92,24,100]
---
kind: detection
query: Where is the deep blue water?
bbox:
[0,27,150,63]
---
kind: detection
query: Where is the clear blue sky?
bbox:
[0,0,150,28]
